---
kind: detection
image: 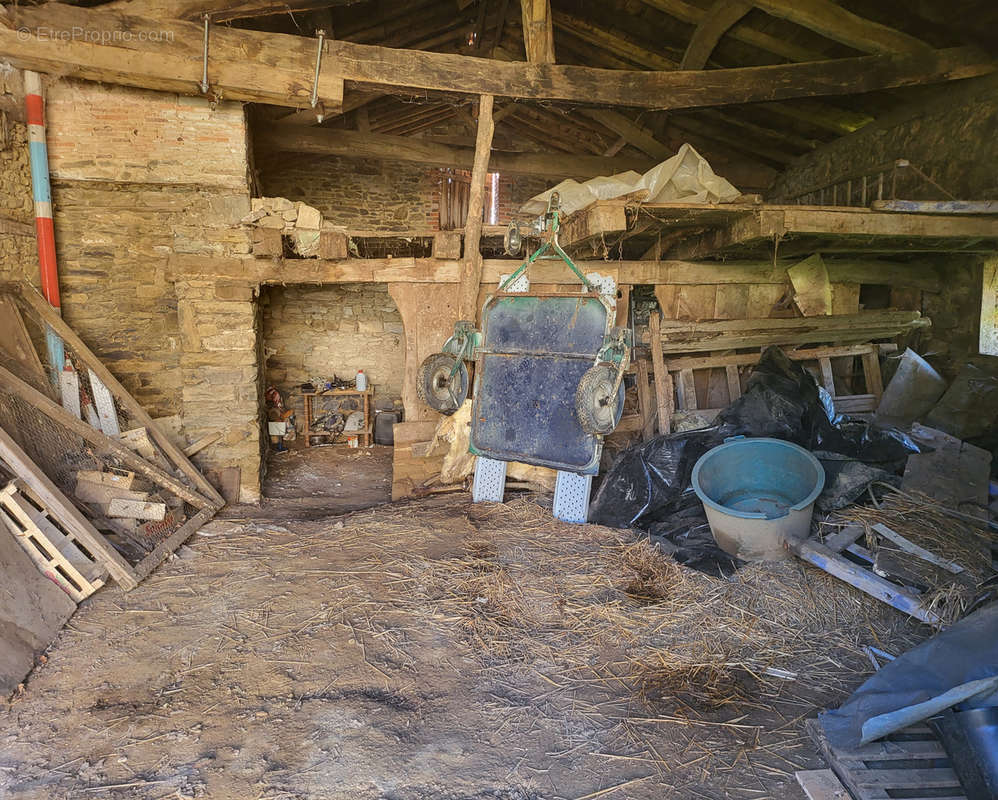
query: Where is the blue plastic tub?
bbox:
[692,437,825,561]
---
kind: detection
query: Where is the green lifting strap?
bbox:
[498,203,598,293]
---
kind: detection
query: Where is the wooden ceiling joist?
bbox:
[751,0,932,55]
[97,0,362,23]
[680,0,754,70]
[520,0,555,64]
[578,109,672,162]
[4,4,992,111]
[552,11,679,70]
[255,125,654,178]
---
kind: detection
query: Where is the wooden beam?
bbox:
[578,109,672,161]
[99,0,363,22]
[520,0,555,64]
[255,125,653,178]
[638,0,824,62]
[552,12,678,70]
[752,0,931,55]
[458,94,494,321]
[4,6,992,110]
[680,0,753,70]
[169,254,943,292]
[668,206,998,259]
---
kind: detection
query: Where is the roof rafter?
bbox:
[680,0,753,70]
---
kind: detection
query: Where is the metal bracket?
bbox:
[200,13,211,94]
[310,29,327,121]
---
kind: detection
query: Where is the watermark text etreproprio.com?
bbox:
[17,26,175,44]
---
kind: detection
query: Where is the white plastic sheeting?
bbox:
[520,143,741,216]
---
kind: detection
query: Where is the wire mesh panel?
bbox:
[0,283,218,581]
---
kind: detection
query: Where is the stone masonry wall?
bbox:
[0,120,36,285]
[259,153,558,231]
[772,76,998,201]
[260,284,404,410]
[0,79,261,502]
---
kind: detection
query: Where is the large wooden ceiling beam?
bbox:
[751,0,931,55]
[255,125,654,178]
[680,0,753,70]
[98,0,362,23]
[521,0,555,64]
[3,5,992,111]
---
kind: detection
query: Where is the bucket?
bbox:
[692,437,825,561]
[875,348,947,427]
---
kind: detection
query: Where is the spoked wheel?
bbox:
[416,353,469,415]
[575,364,625,435]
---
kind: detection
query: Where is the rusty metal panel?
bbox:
[470,293,612,474]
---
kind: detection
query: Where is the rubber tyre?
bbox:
[416,353,469,415]
[575,364,624,435]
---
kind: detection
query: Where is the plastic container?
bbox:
[692,437,825,561]
[356,370,367,391]
[374,411,400,446]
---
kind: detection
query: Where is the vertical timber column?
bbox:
[456,94,495,323]
[520,0,556,64]
[176,279,263,503]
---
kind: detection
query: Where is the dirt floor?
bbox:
[0,494,929,800]
[257,444,393,518]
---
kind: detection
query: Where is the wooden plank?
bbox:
[648,313,671,435]
[635,360,657,440]
[795,769,849,800]
[457,94,495,323]
[6,286,225,507]
[676,285,718,321]
[76,469,134,490]
[130,506,215,584]
[861,350,884,402]
[678,369,698,411]
[872,200,998,214]
[0,426,137,589]
[520,0,555,63]
[88,369,121,437]
[713,284,749,319]
[871,522,966,575]
[59,368,81,420]
[74,478,148,506]
[724,365,741,402]
[0,295,49,393]
[432,231,462,260]
[818,358,836,394]
[183,432,221,457]
[7,6,990,111]
[853,768,962,789]
[790,537,942,625]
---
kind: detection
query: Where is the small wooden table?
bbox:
[303,389,373,447]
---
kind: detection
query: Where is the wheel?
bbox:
[575,364,624,435]
[416,353,469,415]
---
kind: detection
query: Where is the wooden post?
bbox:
[521,0,555,64]
[456,94,495,322]
[648,312,672,434]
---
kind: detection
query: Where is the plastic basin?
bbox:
[692,437,825,561]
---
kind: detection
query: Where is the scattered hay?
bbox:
[831,485,995,624]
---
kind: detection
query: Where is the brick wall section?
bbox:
[260,284,404,415]
[771,77,998,201]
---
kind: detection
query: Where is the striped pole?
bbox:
[25,70,65,384]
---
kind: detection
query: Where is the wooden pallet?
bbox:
[807,718,967,800]
[0,479,108,602]
[790,522,944,626]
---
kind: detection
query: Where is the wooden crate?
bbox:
[0,479,108,602]
[807,718,967,800]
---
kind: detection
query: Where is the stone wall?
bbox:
[258,153,558,231]
[771,76,998,201]
[260,284,404,415]
[0,79,263,501]
[0,119,37,285]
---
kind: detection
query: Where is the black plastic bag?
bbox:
[590,346,924,531]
